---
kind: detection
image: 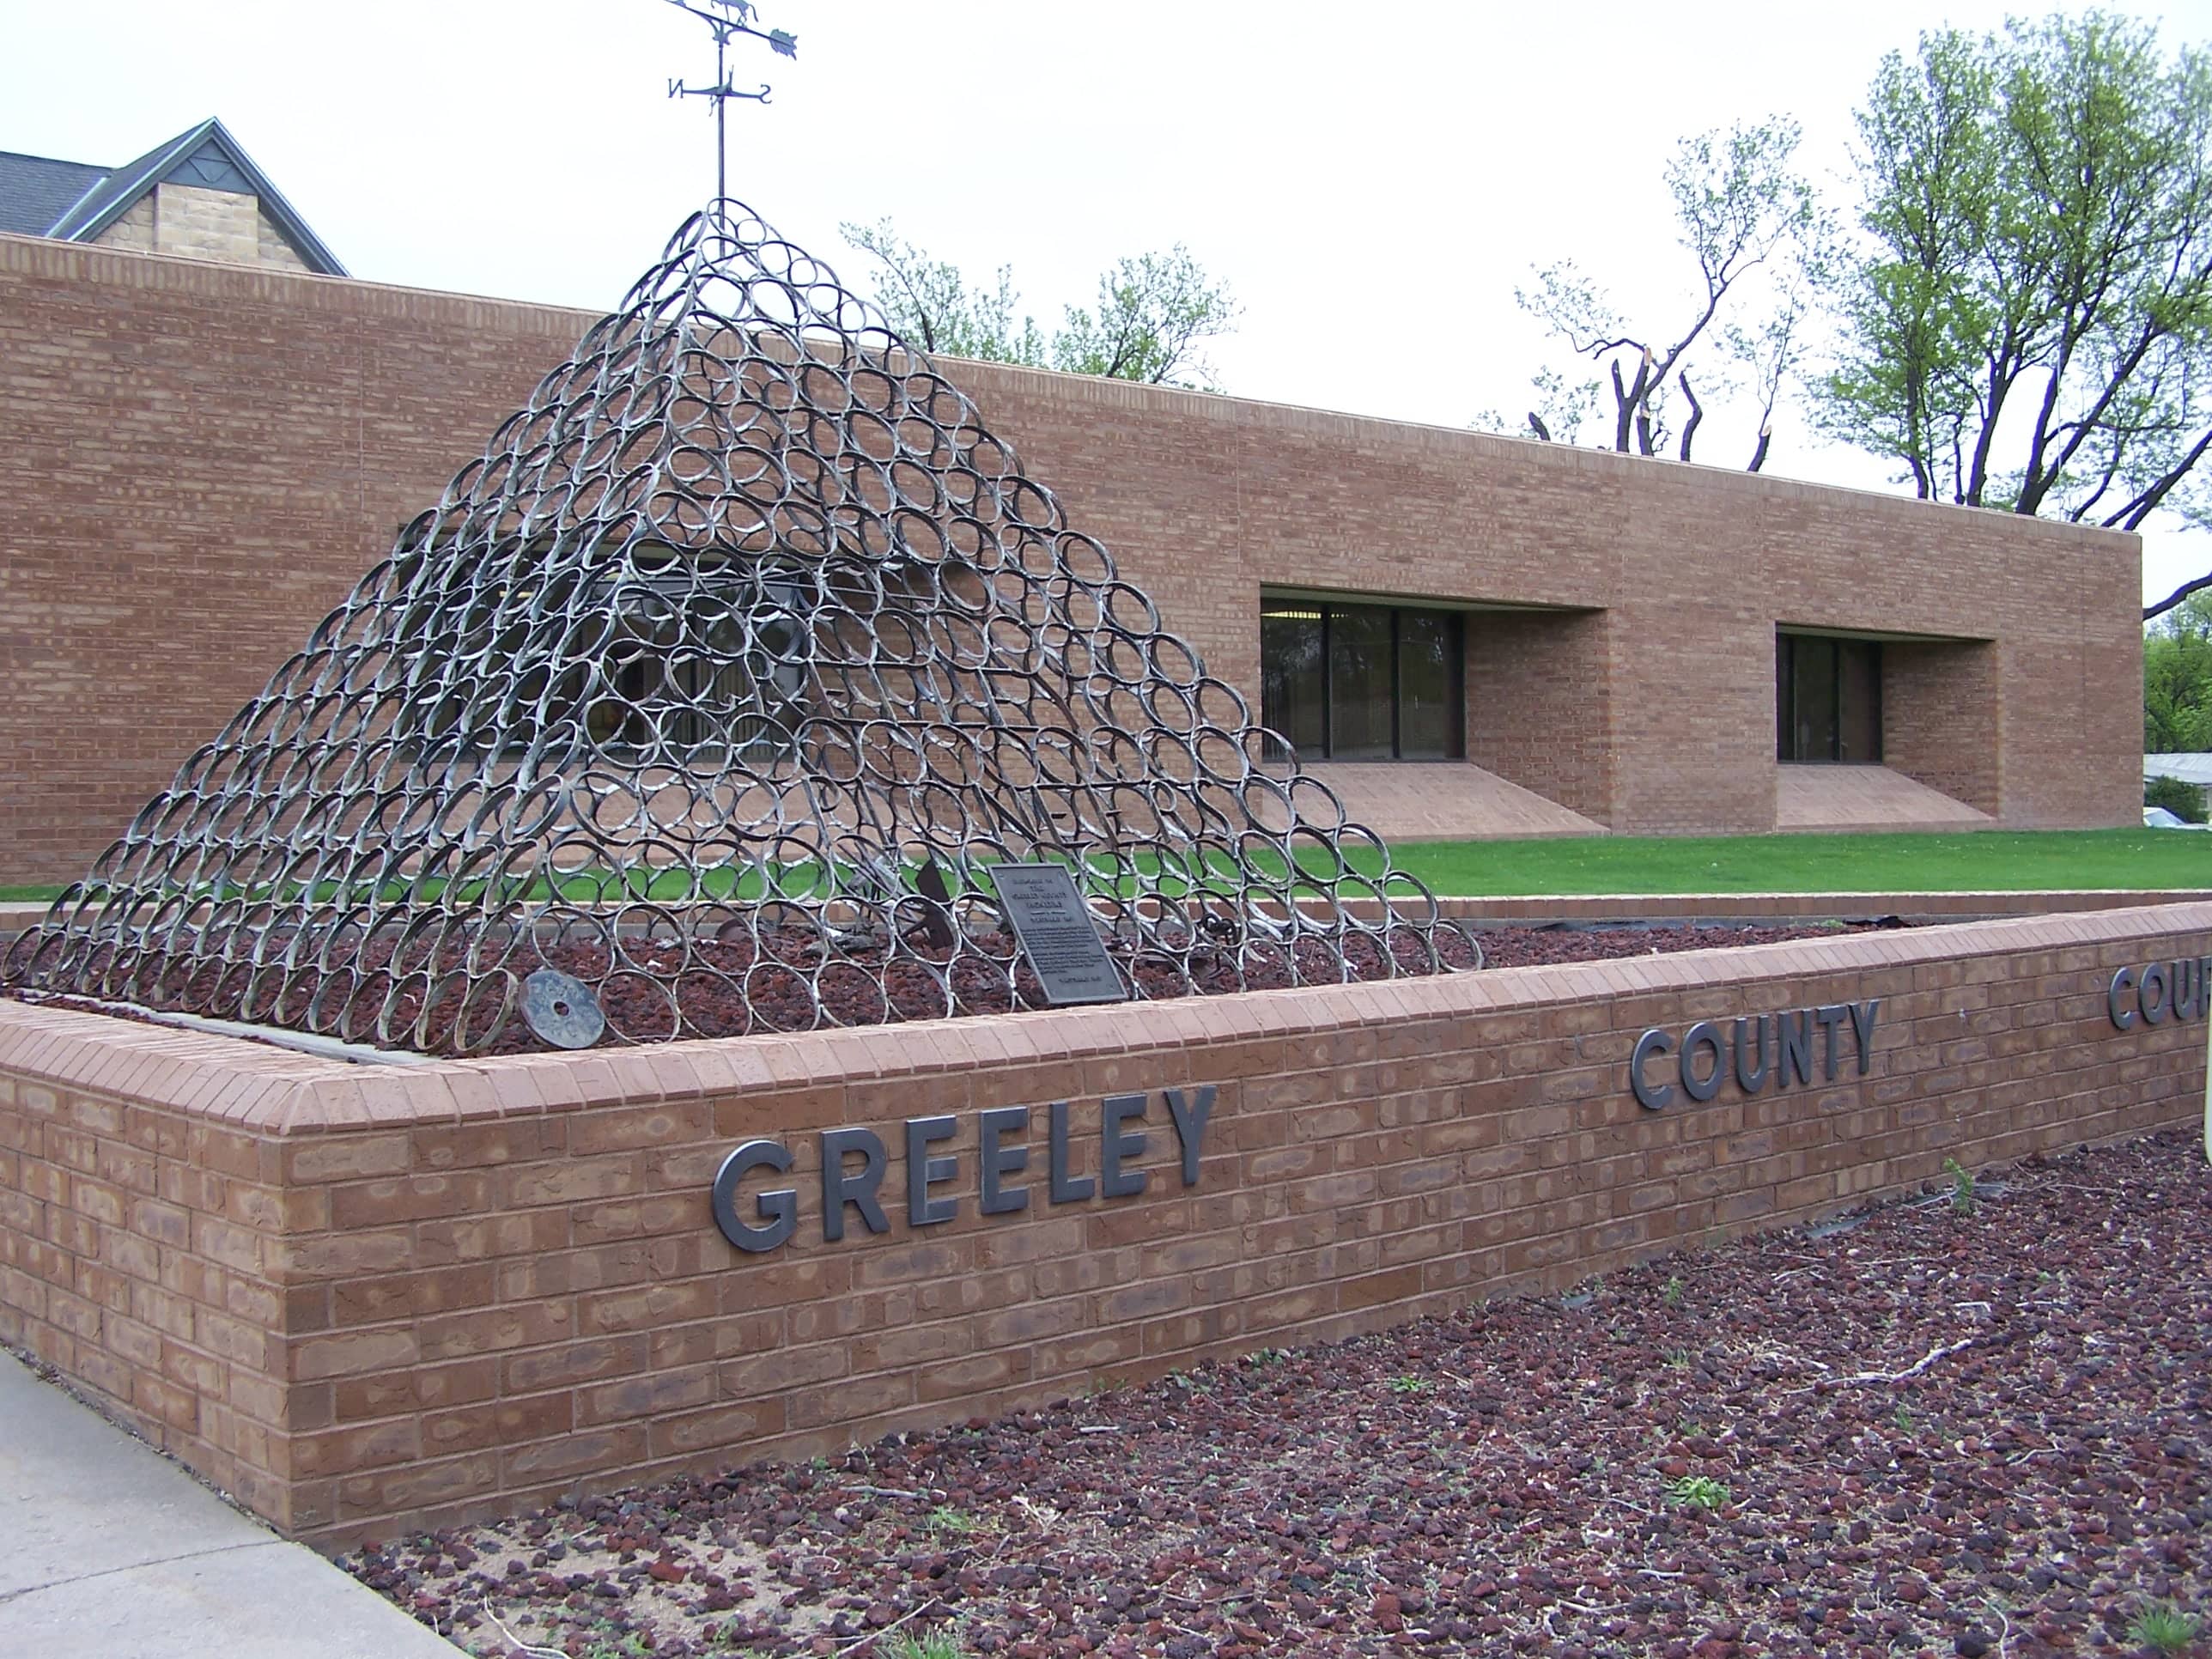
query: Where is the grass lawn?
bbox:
[1383,828,2212,896]
[2,829,2203,908]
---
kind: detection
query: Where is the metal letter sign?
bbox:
[991,864,1128,1006]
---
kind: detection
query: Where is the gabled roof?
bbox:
[0,151,108,238]
[0,118,345,275]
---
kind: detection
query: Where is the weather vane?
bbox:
[665,0,798,201]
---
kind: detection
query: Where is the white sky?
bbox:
[8,0,2212,607]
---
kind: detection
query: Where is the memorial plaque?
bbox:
[991,862,1128,1006]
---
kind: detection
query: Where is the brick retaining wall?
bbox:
[9,890,2211,952]
[3,905,2208,1546]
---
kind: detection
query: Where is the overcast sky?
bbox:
[9,0,2212,605]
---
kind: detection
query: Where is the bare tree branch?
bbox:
[2146,568,2212,620]
[2112,423,2212,530]
[1506,118,1817,462]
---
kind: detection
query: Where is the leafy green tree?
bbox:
[2145,591,2212,750]
[1049,248,1239,388]
[1481,117,1824,467]
[1817,13,2212,618]
[838,219,1046,367]
[2145,774,2207,819]
[839,223,1237,390]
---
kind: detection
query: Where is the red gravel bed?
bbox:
[346,1129,2210,1658]
[9,921,1891,1054]
[1468,920,1905,970]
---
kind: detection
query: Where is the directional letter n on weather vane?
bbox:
[662,0,799,199]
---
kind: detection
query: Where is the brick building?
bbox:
[0,225,2142,889]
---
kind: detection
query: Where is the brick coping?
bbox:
[4,902,2208,1137]
[1432,889,2212,922]
[5,890,2201,940]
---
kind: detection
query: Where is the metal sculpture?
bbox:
[3,202,1477,1054]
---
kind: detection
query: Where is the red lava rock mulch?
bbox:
[1468,920,1907,971]
[8,920,1895,1056]
[345,1127,2209,1658]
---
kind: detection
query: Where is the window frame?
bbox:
[1260,597,1466,763]
[1775,631,1884,764]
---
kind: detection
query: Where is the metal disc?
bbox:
[521,968,606,1049]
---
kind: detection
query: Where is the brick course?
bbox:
[0,234,2142,886]
[2,903,2206,1545]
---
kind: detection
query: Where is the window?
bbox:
[521,550,811,762]
[583,585,805,760]
[1776,633,1881,763]
[1260,599,1465,762]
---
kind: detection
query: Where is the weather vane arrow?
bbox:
[664,0,798,201]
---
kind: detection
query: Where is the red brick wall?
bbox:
[0,234,2142,884]
[1884,640,2002,816]
[3,903,2207,1545]
[0,1057,307,1524]
[1463,609,1613,823]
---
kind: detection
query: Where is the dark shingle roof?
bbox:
[0,150,109,236]
[0,119,345,276]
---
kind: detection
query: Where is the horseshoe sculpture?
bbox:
[3,202,1476,1053]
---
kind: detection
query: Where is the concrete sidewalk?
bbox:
[0,1350,467,1658]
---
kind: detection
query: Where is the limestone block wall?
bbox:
[1,905,2206,1546]
[89,184,309,271]
[90,195,159,254]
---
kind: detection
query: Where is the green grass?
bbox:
[1380,829,2211,896]
[1664,1474,1732,1511]
[884,1635,970,1659]
[3,828,2203,910]
[2128,1600,2203,1655]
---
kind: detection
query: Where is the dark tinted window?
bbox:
[1397,611,1460,760]
[1328,605,1395,760]
[1260,599,1464,762]
[1791,636,1839,762]
[1777,633,1881,763]
[1838,641,1881,763]
[1259,605,1324,755]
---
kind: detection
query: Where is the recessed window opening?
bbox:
[586,599,805,759]
[1776,633,1881,763]
[537,552,811,761]
[1261,599,1465,763]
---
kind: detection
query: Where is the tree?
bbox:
[839,222,1238,391]
[2145,591,2212,750]
[1816,13,2212,619]
[1480,118,1823,468]
[838,219,1046,367]
[1050,248,1240,387]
